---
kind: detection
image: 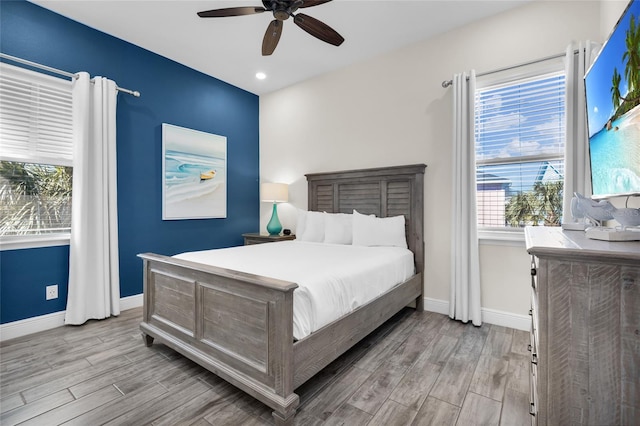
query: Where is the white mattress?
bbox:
[174,241,415,340]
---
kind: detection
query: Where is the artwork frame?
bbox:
[162,123,227,220]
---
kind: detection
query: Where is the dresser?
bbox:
[525,226,640,426]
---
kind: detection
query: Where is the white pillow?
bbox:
[352,209,407,248]
[295,209,307,238]
[323,212,353,245]
[296,210,325,242]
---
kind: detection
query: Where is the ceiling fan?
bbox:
[197,0,345,56]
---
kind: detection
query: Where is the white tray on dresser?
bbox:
[524,226,640,426]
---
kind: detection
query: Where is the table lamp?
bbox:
[261,183,288,235]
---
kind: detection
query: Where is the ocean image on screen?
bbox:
[585,0,640,197]
[162,124,227,219]
[589,110,640,196]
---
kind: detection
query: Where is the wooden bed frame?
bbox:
[139,164,426,425]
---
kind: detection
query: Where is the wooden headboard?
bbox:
[305,164,426,274]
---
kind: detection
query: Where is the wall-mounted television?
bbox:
[584,0,640,199]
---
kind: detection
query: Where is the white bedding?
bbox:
[174,241,415,340]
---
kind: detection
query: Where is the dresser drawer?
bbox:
[530,288,539,355]
[530,255,538,290]
[529,317,538,380]
[529,330,538,366]
[529,254,540,426]
[530,360,538,425]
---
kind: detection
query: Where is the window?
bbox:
[475,71,565,231]
[0,62,73,242]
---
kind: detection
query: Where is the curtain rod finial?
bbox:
[442,80,452,88]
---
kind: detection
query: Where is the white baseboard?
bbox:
[0,294,528,342]
[423,297,530,331]
[0,293,144,342]
[424,297,449,315]
[481,306,530,331]
[0,311,67,342]
[120,293,144,311]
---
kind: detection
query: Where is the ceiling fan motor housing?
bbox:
[269,1,304,21]
[274,9,290,21]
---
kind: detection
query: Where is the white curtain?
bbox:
[450,71,482,326]
[563,41,601,220]
[65,72,120,325]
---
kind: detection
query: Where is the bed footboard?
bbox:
[293,273,422,387]
[138,253,299,424]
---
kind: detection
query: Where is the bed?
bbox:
[139,164,426,425]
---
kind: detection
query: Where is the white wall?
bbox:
[601,1,630,39]
[260,1,602,320]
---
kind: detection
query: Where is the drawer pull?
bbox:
[529,308,532,316]
[531,353,538,365]
[531,268,537,276]
[530,403,536,416]
[528,344,532,352]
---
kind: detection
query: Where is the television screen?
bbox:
[585,0,640,198]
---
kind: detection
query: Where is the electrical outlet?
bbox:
[46,284,58,300]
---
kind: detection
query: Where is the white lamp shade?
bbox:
[261,183,288,203]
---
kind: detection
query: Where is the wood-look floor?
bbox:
[0,307,531,425]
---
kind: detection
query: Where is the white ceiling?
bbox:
[30,0,530,95]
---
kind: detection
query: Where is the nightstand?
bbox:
[242,233,296,245]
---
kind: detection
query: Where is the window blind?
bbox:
[0,62,73,167]
[0,62,73,237]
[475,72,566,228]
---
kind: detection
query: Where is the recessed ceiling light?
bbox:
[256,72,267,80]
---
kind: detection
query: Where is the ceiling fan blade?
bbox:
[262,20,283,56]
[293,13,344,46]
[299,0,333,8]
[197,7,266,18]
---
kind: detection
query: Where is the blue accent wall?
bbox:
[0,0,260,324]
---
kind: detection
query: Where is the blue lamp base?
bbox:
[266,203,282,235]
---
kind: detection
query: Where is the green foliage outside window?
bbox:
[505,181,563,227]
[0,161,73,236]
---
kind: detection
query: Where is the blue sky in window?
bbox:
[475,76,565,160]
[585,0,640,137]
[475,75,566,193]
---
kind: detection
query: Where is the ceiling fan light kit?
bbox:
[197,0,344,56]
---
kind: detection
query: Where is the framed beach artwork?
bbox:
[162,123,227,220]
